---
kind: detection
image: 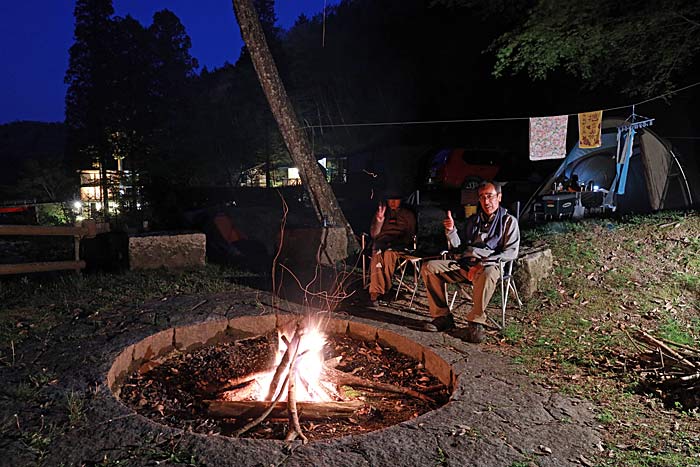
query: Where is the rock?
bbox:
[514,247,553,298]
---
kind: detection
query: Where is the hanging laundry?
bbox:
[529,115,568,160]
[578,110,603,148]
[616,126,636,195]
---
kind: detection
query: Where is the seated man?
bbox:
[420,181,520,341]
[368,192,416,306]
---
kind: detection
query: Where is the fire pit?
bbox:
[108,314,454,442]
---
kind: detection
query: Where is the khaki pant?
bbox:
[421,259,499,324]
[369,249,402,296]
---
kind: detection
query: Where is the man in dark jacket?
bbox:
[368,192,416,306]
[420,181,520,341]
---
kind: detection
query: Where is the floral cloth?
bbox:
[529,115,568,160]
[578,110,603,148]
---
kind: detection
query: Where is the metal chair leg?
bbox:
[406,258,421,309]
[500,263,507,329]
[395,257,410,301]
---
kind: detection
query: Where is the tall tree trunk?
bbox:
[231,0,358,253]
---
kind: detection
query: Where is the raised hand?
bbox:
[376,203,386,221]
[443,210,454,231]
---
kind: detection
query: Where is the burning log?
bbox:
[321,366,435,403]
[221,380,260,401]
[232,371,291,438]
[203,370,272,395]
[206,400,365,420]
[228,327,301,438]
[285,326,306,442]
[265,328,301,401]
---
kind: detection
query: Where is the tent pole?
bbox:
[669,149,694,206]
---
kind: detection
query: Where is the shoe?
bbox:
[369,293,379,307]
[465,322,485,343]
[423,314,455,332]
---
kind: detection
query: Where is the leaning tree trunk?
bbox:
[232,0,358,253]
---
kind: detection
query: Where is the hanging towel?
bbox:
[617,126,636,195]
[529,115,568,160]
[578,110,603,148]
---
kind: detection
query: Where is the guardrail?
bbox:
[0,220,109,275]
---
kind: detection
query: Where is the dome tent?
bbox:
[523,117,697,221]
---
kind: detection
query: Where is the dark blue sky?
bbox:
[0,1,332,125]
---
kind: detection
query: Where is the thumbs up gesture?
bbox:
[443,210,454,231]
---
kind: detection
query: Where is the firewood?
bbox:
[321,366,435,403]
[221,380,259,401]
[679,372,700,382]
[324,356,342,369]
[415,383,447,394]
[286,327,307,443]
[203,370,272,394]
[652,336,700,356]
[265,327,301,401]
[231,371,290,437]
[206,400,365,420]
[635,330,697,370]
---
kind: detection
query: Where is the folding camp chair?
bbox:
[393,248,423,309]
[360,233,418,294]
[445,255,522,328]
[446,203,523,329]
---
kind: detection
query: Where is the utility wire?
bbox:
[301,80,700,130]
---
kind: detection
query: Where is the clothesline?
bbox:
[300,80,700,130]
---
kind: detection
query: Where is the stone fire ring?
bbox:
[98,304,600,467]
[108,314,456,398]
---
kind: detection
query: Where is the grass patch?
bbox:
[596,410,615,424]
[19,421,61,464]
[435,446,448,466]
[97,436,204,466]
[601,449,700,467]
[511,213,700,465]
[657,318,695,346]
[66,390,86,427]
[0,265,245,352]
[502,323,523,344]
[673,271,700,292]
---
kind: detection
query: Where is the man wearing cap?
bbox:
[420,181,520,342]
[368,192,416,306]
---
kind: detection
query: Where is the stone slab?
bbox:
[129,232,206,270]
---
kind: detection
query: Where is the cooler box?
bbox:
[541,193,578,218]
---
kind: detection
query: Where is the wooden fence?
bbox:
[0,220,108,275]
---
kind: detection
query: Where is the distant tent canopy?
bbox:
[524,118,697,220]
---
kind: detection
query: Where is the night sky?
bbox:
[0,1,332,125]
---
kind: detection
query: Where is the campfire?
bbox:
[115,315,451,442]
[204,317,436,442]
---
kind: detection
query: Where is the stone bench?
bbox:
[129,232,206,270]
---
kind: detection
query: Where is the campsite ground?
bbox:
[0,211,698,466]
